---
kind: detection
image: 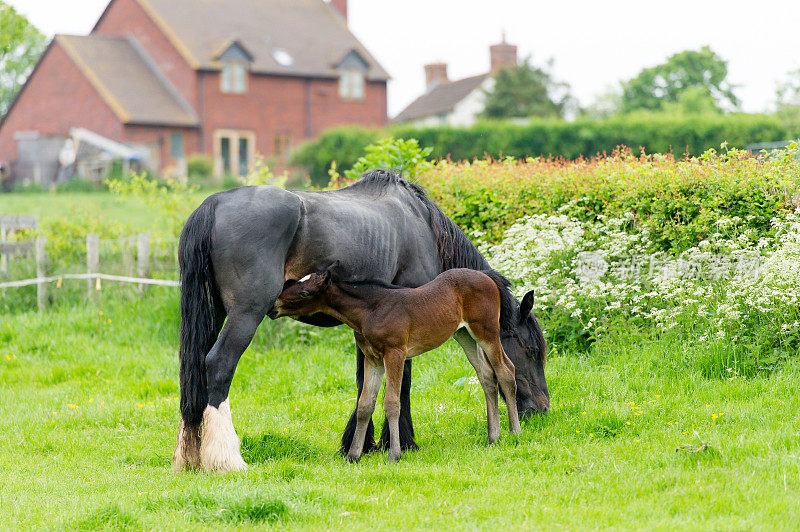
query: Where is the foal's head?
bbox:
[268,264,336,319]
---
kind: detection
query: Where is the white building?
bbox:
[394,39,518,127]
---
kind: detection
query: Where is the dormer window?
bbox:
[221,62,247,93]
[339,69,364,99]
[215,40,253,94]
[336,49,369,100]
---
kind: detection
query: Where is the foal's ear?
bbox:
[282,279,297,291]
[519,290,535,322]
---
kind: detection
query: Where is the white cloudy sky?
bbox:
[12,0,800,117]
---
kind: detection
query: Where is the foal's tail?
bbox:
[178,197,218,429]
[481,269,516,332]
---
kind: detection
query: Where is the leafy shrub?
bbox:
[419,145,800,247]
[394,113,790,161]
[187,153,213,179]
[52,178,106,192]
[328,137,432,187]
[293,114,791,184]
[106,172,198,237]
[34,208,131,268]
[291,126,380,186]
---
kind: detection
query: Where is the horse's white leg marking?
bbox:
[199,398,247,473]
[172,420,187,472]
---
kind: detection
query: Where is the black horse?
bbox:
[172,169,549,473]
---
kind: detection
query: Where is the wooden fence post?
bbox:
[0,226,7,275]
[36,237,47,311]
[122,236,135,275]
[86,234,99,299]
[137,232,150,293]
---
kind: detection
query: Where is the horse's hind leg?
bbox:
[199,310,263,473]
[479,337,522,435]
[454,329,501,444]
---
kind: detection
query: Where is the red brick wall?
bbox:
[93,0,198,110]
[0,43,123,163]
[0,42,197,173]
[199,71,386,158]
[123,124,199,171]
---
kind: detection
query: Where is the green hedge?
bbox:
[292,113,793,184]
[291,126,379,186]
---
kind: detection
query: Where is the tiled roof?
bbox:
[57,34,199,127]
[133,0,390,81]
[394,74,488,122]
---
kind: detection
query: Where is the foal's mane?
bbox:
[346,169,518,333]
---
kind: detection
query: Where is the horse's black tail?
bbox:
[178,197,218,430]
[482,269,516,333]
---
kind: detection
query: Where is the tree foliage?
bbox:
[775,68,800,133]
[480,57,571,119]
[0,2,46,115]
[620,46,739,113]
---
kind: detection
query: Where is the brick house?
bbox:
[0,0,388,184]
[394,39,517,127]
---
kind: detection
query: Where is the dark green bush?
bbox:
[187,153,213,179]
[292,114,790,185]
[291,126,379,186]
[393,113,789,161]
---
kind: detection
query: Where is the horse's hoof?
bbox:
[344,453,361,464]
[388,451,402,463]
[201,456,248,474]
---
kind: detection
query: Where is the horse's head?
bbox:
[268,262,337,319]
[502,290,549,417]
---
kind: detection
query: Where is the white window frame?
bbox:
[221,62,248,94]
[339,68,365,100]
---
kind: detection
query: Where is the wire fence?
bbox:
[0,232,179,311]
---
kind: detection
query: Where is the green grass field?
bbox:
[3,290,800,529]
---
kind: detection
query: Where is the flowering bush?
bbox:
[484,206,800,370]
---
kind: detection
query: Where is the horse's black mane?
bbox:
[347,169,517,333]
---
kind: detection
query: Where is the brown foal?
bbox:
[271,263,522,463]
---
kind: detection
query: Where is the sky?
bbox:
[12,0,800,117]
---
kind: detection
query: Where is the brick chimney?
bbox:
[424,63,449,90]
[490,35,517,73]
[330,0,347,24]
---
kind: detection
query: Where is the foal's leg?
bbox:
[479,338,522,435]
[454,329,501,444]
[340,346,378,455]
[346,356,384,463]
[382,348,408,462]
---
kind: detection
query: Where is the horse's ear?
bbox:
[282,279,297,290]
[325,260,340,283]
[519,290,535,322]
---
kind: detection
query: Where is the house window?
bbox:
[221,62,247,93]
[170,132,185,160]
[220,137,231,174]
[238,137,249,176]
[214,130,255,178]
[339,69,364,99]
[274,134,291,159]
